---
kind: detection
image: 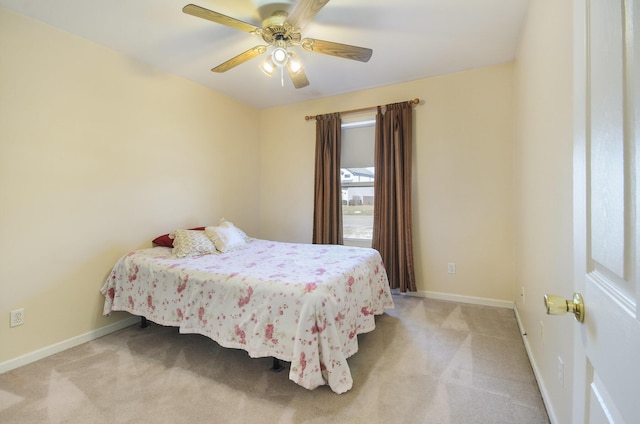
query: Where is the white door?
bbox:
[572,0,640,423]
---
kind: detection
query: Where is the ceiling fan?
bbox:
[182,0,373,89]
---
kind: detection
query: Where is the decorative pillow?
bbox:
[223,219,249,241]
[152,227,205,247]
[171,229,217,258]
[205,220,249,253]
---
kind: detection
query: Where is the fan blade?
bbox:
[183,4,260,34]
[301,38,372,62]
[287,66,310,89]
[285,0,330,29]
[211,46,268,73]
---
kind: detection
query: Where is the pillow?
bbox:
[222,219,249,241]
[152,227,205,247]
[171,229,217,258]
[205,220,249,253]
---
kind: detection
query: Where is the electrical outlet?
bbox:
[10,308,24,327]
[447,262,456,274]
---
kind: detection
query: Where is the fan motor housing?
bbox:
[261,11,301,44]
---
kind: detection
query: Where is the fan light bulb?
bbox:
[272,47,288,66]
[260,57,276,77]
[287,52,303,74]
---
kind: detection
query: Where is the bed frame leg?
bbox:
[270,357,284,372]
[140,316,148,328]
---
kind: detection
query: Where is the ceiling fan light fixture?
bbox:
[260,56,276,76]
[287,51,303,74]
[272,47,288,66]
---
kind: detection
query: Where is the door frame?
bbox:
[572,0,588,421]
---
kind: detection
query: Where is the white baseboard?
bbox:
[514,304,557,424]
[0,316,139,374]
[0,293,514,375]
[397,289,515,309]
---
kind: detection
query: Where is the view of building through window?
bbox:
[341,167,374,243]
[341,117,375,246]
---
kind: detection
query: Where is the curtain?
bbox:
[312,113,343,245]
[372,102,416,292]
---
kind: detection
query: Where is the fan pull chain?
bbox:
[280,66,284,87]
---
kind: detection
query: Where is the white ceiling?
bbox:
[0,0,530,109]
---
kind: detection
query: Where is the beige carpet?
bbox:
[0,295,549,423]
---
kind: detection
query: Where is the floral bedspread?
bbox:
[100,239,394,394]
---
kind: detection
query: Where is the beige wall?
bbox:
[513,0,574,423]
[260,64,516,302]
[0,9,260,364]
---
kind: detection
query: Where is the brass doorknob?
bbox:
[544,293,585,323]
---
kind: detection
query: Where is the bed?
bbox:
[100,228,394,394]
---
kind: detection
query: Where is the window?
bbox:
[341,117,375,247]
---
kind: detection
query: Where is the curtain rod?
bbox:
[304,98,421,121]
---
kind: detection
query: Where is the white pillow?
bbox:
[222,219,249,239]
[205,220,249,253]
[172,229,217,258]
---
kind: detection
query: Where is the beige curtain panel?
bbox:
[312,113,343,245]
[372,102,417,292]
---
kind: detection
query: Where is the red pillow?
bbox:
[152,227,206,247]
